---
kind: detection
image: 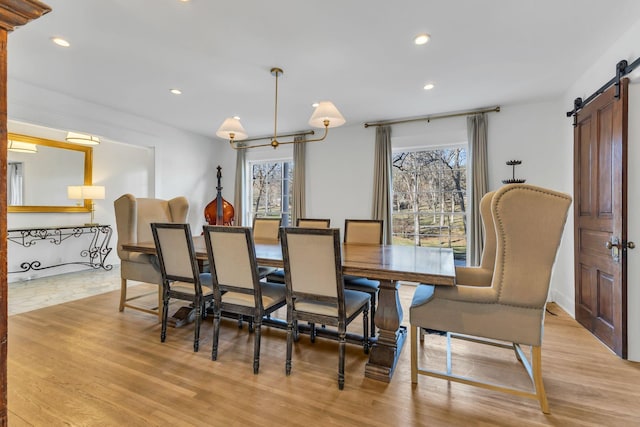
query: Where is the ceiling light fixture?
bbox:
[66,132,100,145]
[7,140,38,153]
[170,88,182,95]
[414,33,431,45]
[216,67,345,149]
[423,83,435,90]
[51,37,70,47]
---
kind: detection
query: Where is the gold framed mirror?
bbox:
[7,132,93,213]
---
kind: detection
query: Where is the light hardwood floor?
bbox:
[7,270,640,426]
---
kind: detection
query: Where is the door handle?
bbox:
[605,240,635,249]
[605,237,635,263]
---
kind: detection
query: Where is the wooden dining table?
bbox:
[123,236,456,383]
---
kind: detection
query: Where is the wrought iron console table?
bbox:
[7,224,113,273]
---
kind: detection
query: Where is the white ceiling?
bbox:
[7,0,640,140]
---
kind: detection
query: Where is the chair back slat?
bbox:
[296,218,331,228]
[253,217,282,241]
[151,223,199,282]
[344,219,383,245]
[281,228,341,299]
[204,226,257,290]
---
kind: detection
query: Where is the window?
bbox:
[391,147,467,263]
[248,160,293,226]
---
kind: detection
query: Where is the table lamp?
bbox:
[68,185,105,226]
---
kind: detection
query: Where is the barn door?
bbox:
[573,78,631,358]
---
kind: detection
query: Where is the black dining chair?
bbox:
[151,222,213,352]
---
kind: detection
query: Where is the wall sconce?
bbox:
[7,140,38,153]
[66,132,100,145]
[68,185,105,225]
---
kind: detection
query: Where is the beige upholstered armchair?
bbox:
[410,184,571,414]
[114,194,189,319]
[455,190,496,287]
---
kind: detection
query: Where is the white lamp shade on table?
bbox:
[67,185,105,200]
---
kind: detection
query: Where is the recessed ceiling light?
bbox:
[170,88,182,95]
[51,37,70,47]
[414,33,431,45]
[312,102,319,108]
[423,83,435,90]
[233,116,241,120]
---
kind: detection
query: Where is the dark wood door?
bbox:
[574,79,629,358]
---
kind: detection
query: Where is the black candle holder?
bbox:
[502,160,526,184]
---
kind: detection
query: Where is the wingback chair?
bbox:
[114,194,189,319]
[455,190,497,287]
[410,184,571,414]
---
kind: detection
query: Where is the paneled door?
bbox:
[573,79,631,358]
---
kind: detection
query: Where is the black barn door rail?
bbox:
[566,57,640,126]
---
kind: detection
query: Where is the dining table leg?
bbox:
[365,279,406,382]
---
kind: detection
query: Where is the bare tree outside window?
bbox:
[392,147,467,262]
[249,160,293,225]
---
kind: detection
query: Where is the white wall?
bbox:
[7,80,224,282]
[487,100,575,310]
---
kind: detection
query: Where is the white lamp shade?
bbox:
[67,185,83,199]
[8,140,38,153]
[68,185,105,200]
[66,132,100,145]
[308,101,346,128]
[216,117,248,141]
[81,185,105,200]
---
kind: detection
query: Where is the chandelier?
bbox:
[216,67,346,149]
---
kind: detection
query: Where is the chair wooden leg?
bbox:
[212,309,221,361]
[193,297,201,352]
[119,278,127,312]
[532,346,550,414]
[286,319,293,376]
[254,321,261,374]
[369,291,377,337]
[237,314,243,329]
[411,325,418,384]
[338,332,346,390]
[309,322,316,343]
[362,305,369,354]
[293,320,299,342]
[161,294,169,343]
[157,285,163,321]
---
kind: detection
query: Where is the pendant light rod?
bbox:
[216,66,346,149]
[241,129,315,143]
[272,67,282,146]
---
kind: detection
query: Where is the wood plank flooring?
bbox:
[7,275,640,426]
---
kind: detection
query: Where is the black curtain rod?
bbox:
[363,106,500,128]
[566,57,640,122]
